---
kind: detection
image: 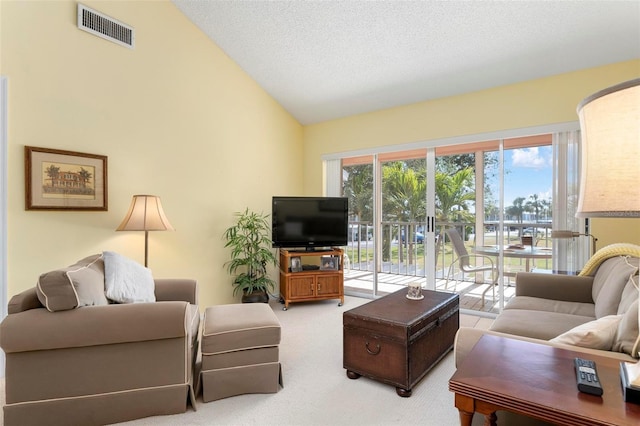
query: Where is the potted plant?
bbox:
[223,208,278,303]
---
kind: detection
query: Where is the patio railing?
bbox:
[345,220,553,280]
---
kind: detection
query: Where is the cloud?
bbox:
[511,148,549,168]
[539,188,552,200]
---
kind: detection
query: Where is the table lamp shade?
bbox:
[577,80,640,376]
[116,195,174,267]
[576,78,640,218]
[116,195,174,232]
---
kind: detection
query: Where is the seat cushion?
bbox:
[504,296,595,318]
[202,346,279,371]
[490,309,595,340]
[202,304,281,354]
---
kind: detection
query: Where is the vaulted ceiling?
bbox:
[172,1,640,125]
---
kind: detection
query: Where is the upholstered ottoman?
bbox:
[201,303,282,402]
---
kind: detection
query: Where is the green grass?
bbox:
[345,236,553,272]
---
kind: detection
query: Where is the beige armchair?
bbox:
[0,278,200,426]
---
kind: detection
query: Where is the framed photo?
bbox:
[290,256,302,272]
[25,146,108,211]
[320,256,338,271]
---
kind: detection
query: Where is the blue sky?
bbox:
[503,146,553,207]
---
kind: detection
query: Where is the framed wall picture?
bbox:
[290,256,302,272]
[320,256,338,270]
[25,146,108,211]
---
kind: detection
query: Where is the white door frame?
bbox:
[1,76,8,376]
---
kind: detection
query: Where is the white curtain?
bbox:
[324,159,342,197]
[0,76,7,376]
[553,130,588,271]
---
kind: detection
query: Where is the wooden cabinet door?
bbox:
[317,274,341,297]
[289,275,315,299]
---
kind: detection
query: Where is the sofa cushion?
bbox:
[103,251,155,303]
[592,256,639,318]
[550,314,622,350]
[454,327,636,369]
[503,296,595,318]
[613,299,639,358]
[617,274,639,315]
[490,309,595,340]
[36,254,109,312]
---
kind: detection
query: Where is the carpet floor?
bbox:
[0,295,496,426]
[126,295,488,426]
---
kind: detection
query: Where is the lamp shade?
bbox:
[576,78,640,218]
[116,195,174,231]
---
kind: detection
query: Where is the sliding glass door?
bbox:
[342,150,435,297]
[333,124,582,313]
[342,156,375,296]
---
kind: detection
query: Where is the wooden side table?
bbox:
[449,334,640,426]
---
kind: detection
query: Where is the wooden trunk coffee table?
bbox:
[343,288,459,397]
[449,334,640,426]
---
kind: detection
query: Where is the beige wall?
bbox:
[2,1,303,305]
[592,219,640,248]
[303,60,640,245]
[2,2,638,308]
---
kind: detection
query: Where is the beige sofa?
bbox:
[0,254,200,426]
[455,250,640,367]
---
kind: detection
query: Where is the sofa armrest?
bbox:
[515,272,594,303]
[7,287,42,314]
[0,301,191,354]
[154,278,198,304]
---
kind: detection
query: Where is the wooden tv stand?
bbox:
[278,248,344,310]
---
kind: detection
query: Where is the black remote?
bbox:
[574,357,603,396]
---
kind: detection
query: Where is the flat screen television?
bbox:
[272,196,348,250]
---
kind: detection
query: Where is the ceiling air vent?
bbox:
[77,4,135,49]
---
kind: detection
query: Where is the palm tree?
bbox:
[45,165,60,187]
[78,167,93,189]
[382,162,426,264]
[506,197,526,223]
[343,164,373,223]
[525,194,544,223]
[343,164,373,265]
[435,167,475,259]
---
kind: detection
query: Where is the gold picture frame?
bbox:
[25,146,108,211]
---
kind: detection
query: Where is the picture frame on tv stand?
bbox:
[320,256,338,271]
[290,256,302,273]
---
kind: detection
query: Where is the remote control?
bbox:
[574,357,603,396]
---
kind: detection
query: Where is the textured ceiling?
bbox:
[172,1,640,125]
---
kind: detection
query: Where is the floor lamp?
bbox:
[550,230,598,257]
[573,78,640,398]
[116,195,174,267]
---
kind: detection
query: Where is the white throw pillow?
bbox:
[550,315,623,350]
[103,251,155,303]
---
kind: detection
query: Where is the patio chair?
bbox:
[445,228,498,307]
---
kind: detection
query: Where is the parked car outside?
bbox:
[401,231,425,244]
[522,227,545,236]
